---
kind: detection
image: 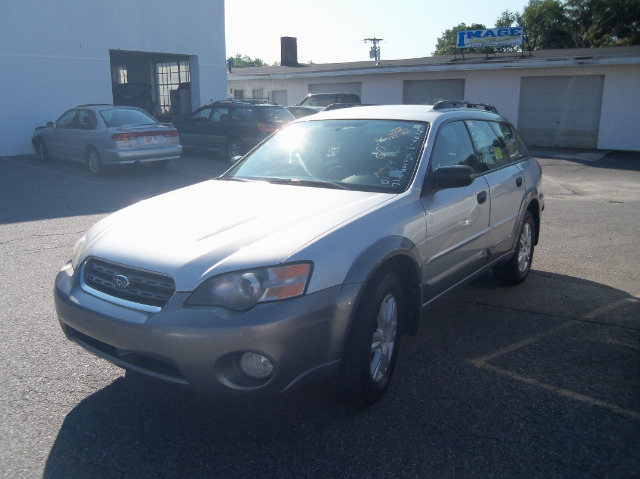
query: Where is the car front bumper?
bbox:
[54,263,360,394]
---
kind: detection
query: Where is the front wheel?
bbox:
[34,139,50,163]
[494,211,536,285]
[340,271,404,406]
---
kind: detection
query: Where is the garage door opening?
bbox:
[109,50,192,122]
[518,75,604,148]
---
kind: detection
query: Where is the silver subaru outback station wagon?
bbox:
[54,101,544,406]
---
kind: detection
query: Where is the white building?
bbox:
[1,0,227,156]
[228,42,640,151]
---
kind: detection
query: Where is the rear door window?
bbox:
[192,107,212,121]
[211,107,230,123]
[232,107,254,122]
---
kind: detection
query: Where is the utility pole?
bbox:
[363,38,383,65]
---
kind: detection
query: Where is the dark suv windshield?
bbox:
[225,119,429,193]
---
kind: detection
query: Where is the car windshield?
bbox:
[100,108,158,127]
[224,119,429,193]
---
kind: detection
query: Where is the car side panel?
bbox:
[483,164,526,258]
[420,176,491,302]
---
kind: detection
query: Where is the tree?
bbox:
[520,0,574,51]
[227,54,265,68]
[565,0,640,47]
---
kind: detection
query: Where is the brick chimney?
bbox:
[281,37,298,66]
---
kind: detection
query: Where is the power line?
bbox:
[363,38,383,65]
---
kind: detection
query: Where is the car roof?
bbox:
[75,104,144,111]
[207,99,283,107]
[300,103,506,123]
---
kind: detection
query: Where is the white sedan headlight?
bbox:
[186,262,312,311]
[71,235,86,271]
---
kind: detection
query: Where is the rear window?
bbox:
[100,108,157,127]
[257,107,295,123]
[489,122,530,161]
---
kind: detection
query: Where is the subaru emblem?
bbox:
[113,274,130,289]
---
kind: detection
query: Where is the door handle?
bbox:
[477,191,487,204]
[516,177,523,187]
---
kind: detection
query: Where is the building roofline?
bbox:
[228,46,640,80]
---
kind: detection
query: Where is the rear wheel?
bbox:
[227,137,244,162]
[34,139,50,162]
[340,271,404,406]
[86,148,104,176]
[494,211,535,285]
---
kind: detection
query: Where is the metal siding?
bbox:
[518,75,604,148]
[308,82,362,96]
[227,62,640,151]
[402,79,465,104]
[598,65,640,151]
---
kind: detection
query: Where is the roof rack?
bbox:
[76,103,113,107]
[217,98,276,105]
[432,100,498,113]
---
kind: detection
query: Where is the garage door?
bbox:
[403,79,465,105]
[518,75,604,148]
[309,82,362,96]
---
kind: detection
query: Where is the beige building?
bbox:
[228,43,640,151]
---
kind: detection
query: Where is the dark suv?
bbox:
[176,99,294,160]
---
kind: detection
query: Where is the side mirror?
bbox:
[47,122,54,128]
[432,165,475,189]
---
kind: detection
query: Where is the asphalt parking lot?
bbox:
[0,149,638,478]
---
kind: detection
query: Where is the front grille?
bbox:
[83,257,175,308]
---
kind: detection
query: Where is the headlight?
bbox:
[186,262,312,311]
[71,235,86,271]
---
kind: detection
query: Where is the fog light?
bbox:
[239,352,274,379]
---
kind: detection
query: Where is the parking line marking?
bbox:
[470,320,640,420]
[474,360,640,420]
[1,156,102,184]
[470,322,575,365]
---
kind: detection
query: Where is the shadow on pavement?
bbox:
[43,271,640,479]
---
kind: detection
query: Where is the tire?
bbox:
[150,160,169,169]
[34,139,50,163]
[86,148,104,176]
[494,211,535,285]
[227,137,244,162]
[340,271,404,406]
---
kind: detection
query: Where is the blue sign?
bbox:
[456,27,524,48]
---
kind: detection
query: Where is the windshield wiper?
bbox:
[267,178,350,190]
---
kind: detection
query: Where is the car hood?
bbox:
[82,179,393,291]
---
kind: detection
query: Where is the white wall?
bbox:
[599,65,640,151]
[1,0,227,156]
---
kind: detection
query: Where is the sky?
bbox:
[225,0,530,65]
